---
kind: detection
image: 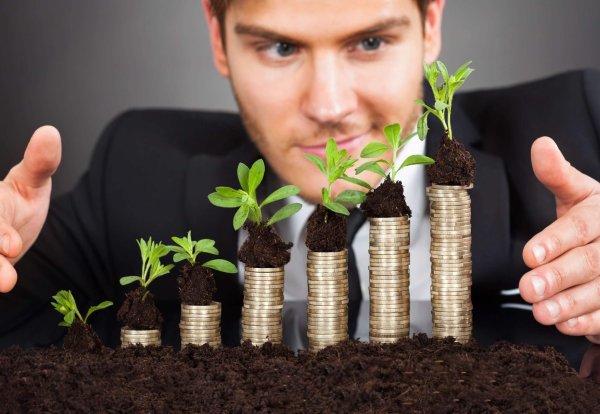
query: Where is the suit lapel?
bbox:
[425,88,512,297]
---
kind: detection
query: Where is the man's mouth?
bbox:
[299,133,367,158]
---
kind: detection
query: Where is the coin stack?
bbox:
[242,267,284,345]
[120,327,161,347]
[368,216,411,343]
[179,302,221,348]
[427,184,473,343]
[307,249,349,352]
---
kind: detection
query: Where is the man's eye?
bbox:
[359,37,382,51]
[261,42,298,58]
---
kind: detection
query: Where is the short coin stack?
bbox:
[242,267,284,345]
[179,302,221,348]
[427,184,473,343]
[120,328,161,347]
[368,216,411,343]
[307,249,349,352]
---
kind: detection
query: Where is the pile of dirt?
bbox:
[238,223,292,267]
[1,335,598,413]
[306,204,347,252]
[360,176,411,218]
[427,134,476,186]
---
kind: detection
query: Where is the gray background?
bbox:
[1,0,599,196]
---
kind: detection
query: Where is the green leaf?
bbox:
[417,112,430,140]
[233,204,250,230]
[260,185,301,207]
[237,162,250,192]
[247,159,265,195]
[58,321,71,327]
[341,175,371,189]
[267,203,302,226]
[215,186,243,198]
[415,99,436,114]
[323,201,350,216]
[335,190,366,205]
[436,60,449,83]
[84,301,113,323]
[360,142,389,159]
[321,187,329,204]
[356,160,387,178]
[454,60,473,80]
[64,310,75,325]
[203,259,238,274]
[325,139,338,172]
[434,100,448,112]
[196,239,216,253]
[173,252,187,263]
[208,192,244,208]
[399,154,436,170]
[383,123,402,149]
[119,276,142,286]
[305,154,326,174]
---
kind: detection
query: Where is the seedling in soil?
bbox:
[208,159,302,231]
[356,123,435,184]
[305,138,369,216]
[415,60,474,140]
[168,231,237,273]
[119,237,174,295]
[51,290,113,327]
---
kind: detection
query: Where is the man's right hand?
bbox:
[0,126,61,292]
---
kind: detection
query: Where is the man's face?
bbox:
[207,0,443,203]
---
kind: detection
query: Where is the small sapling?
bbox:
[51,290,113,328]
[305,138,369,216]
[119,237,174,295]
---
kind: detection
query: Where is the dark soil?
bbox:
[62,319,103,354]
[238,223,292,267]
[427,133,476,186]
[306,204,347,252]
[117,286,163,330]
[361,176,411,218]
[178,262,215,306]
[1,336,599,413]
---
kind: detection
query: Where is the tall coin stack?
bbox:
[180,302,221,348]
[368,216,411,343]
[307,249,349,352]
[242,267,284,345]
[120,328,161,347]
[427,184,473,343]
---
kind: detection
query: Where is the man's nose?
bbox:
[300,54,357,126]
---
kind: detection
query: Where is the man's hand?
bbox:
[0,126,61,292]
[520,136,600,343]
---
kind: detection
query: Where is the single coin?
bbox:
[308,249,348,256]
[245,266,284,272]
[369,217,409,223]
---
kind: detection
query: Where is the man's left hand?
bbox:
[520,136,600,343]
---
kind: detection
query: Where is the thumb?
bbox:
[531,136,598,213]
[6,125,62,191]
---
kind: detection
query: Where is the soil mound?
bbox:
[427,134,476,185]
[117,287,163,330]
[306,204,347,252]
[361,177,411,218]
[238,223,292,268]
[178,263,215,305]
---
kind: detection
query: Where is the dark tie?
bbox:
[347,208,366,337]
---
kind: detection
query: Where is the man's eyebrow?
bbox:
[234,16,411,43]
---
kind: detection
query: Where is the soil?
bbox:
[238,223,292,267]
[117,286,163,330]
[361,176,411,218]
[427,133,476,186]
[306,204,347,252]
[1,335,599,413]
[178,262,215,306]
[62,319,102,354]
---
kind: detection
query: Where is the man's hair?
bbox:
[208,0,432,34]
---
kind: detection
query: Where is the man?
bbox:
[0,0,599,366]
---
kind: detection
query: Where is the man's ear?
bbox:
[202,0,230,77]
[423,0,445,64]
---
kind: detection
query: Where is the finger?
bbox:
[530,277,600,326]
[0,218,24,259]
[520,241,600,302]
[522,200,600,268]
[5,125,62,192]
[531,137,599,213]
[550,307,600,342]
[0,255,17,293]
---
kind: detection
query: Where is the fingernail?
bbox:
[567,317,578,328]
[532,244,546,264]
[530,275,546,297]
[0,235,8,254]
[545,300,560,319]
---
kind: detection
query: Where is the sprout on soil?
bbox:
[167,230,237,274]
[208,159,303,231]
[416,60,474,141]
[51,290,113,328]
[119,237,174,298]
[356,123,435,183]
[305,138,370,216]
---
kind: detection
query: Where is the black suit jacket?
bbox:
[2,70,599,366]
